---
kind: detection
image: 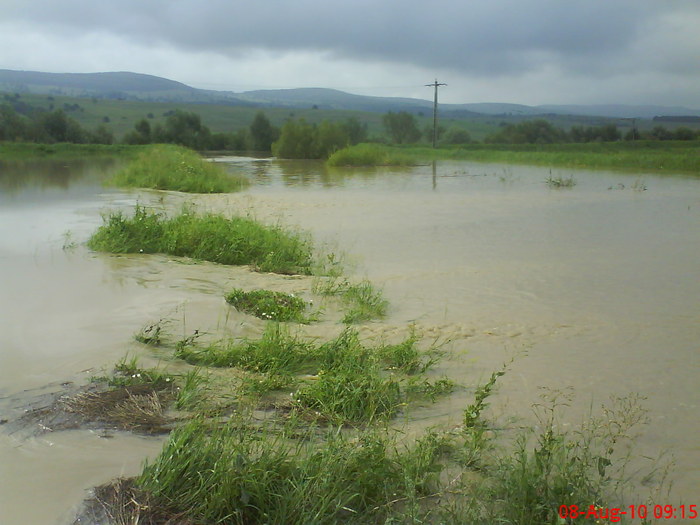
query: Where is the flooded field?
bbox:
[1,156,698,524]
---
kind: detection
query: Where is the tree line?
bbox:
[0,101,114,144]
[1,93,698,157]
[483,119,699,144]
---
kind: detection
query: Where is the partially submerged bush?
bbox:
[225,288,310,323]
[87,205,314,275]
[108,144,249,193]
[326,143,414,167]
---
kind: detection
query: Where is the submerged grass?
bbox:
[545,174,577,188]
[108,144,249,193]
[87,205,314,274]
[314,277,388,323]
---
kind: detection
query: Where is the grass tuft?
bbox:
[225,288,311,323]
[87,205,314,275]
[108,144,249,193]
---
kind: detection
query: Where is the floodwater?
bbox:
[1,156,698,524]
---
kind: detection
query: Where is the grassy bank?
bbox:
[108,144,249,193]
[87,205,313,274]
[328,141,700,174]
[0,141,140,160]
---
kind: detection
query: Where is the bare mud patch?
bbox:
[2,381,177,439]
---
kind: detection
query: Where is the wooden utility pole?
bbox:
[426,79,447,148]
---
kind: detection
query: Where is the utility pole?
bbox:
[426,79,447,148]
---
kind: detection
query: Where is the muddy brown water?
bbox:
[1,156,698,524]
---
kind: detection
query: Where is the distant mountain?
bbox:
[0,69,250,105]
[1,69,699,119]
[536,104,700,119]
[236,87,436,113]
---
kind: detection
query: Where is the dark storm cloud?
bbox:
[4,0,690,77]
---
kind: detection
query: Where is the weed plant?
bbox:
[87,205,314,274]
[134,320,165,346]
[225,288,311,322]
[314,277,388,323]
[326,143,415,167]
[545,174,577,188]
[108,144,249,193]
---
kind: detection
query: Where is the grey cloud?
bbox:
[5,0,690,78]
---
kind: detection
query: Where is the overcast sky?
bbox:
[1,0,699,107]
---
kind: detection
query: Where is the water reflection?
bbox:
[0,157,121,196]
[214,155,420,189]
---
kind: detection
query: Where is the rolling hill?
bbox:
[3,69,700,120]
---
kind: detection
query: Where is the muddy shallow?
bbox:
[1,157,698,524]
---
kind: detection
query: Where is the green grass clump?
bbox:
[326,143,415,167]
[292,329,404,424]
[108,144,249,193]
[176,324,316,374]
[135,420,444,524]
[175,327,447,425]
[225,288,310,322]
[87,205,313,274]
[107,356,177,390]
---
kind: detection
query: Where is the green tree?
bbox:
[0,104,28,141]
[272,119,316,158]
[442,126,472,144]
[157,110,212,149]
[89,125,114,145]
[382,111,421,144]
[485,119,566,144]
[36,109,86,143]
[341,117,368,144]
[314,121,350,158]
[123,118,152,145]
[649,125,673,141]
[249,111,279,152]
[673,127,696,140]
